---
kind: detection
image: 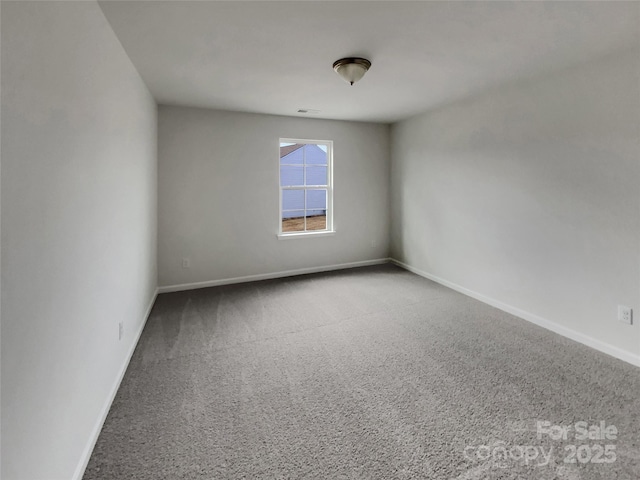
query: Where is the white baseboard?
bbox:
[72,288,159,480]
[158,258,391,294]
[390,258,640,368]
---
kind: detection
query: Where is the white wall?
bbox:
[158,106,389,288]
[1,2,157,479]
[391,49,640,362]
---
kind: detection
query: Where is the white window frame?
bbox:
[278,138,334,239]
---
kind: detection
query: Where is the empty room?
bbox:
[2,1,639,479]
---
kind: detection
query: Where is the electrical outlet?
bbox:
[118,321,124,340]
[371,240,377,248]
[182,258,190,269]
[618,305,633,325]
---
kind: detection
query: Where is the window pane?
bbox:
[282,211,305,232]
[306,213,326,231]
[282,189,304,212]
[305,166,327,186]
[280,166,303,186]
[306,145,328,165]
[280,144,304,165]
[306,189,326,211]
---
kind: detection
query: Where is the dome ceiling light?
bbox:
[332,57,371,85]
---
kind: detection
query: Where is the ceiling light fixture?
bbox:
[333,57,371,85]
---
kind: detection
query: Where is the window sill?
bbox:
[277,230,336,240]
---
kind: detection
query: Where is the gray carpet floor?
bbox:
[84,264,640,479]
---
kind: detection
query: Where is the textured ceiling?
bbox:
[99,1,639,123]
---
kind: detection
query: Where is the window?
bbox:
[279,139,333,237]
